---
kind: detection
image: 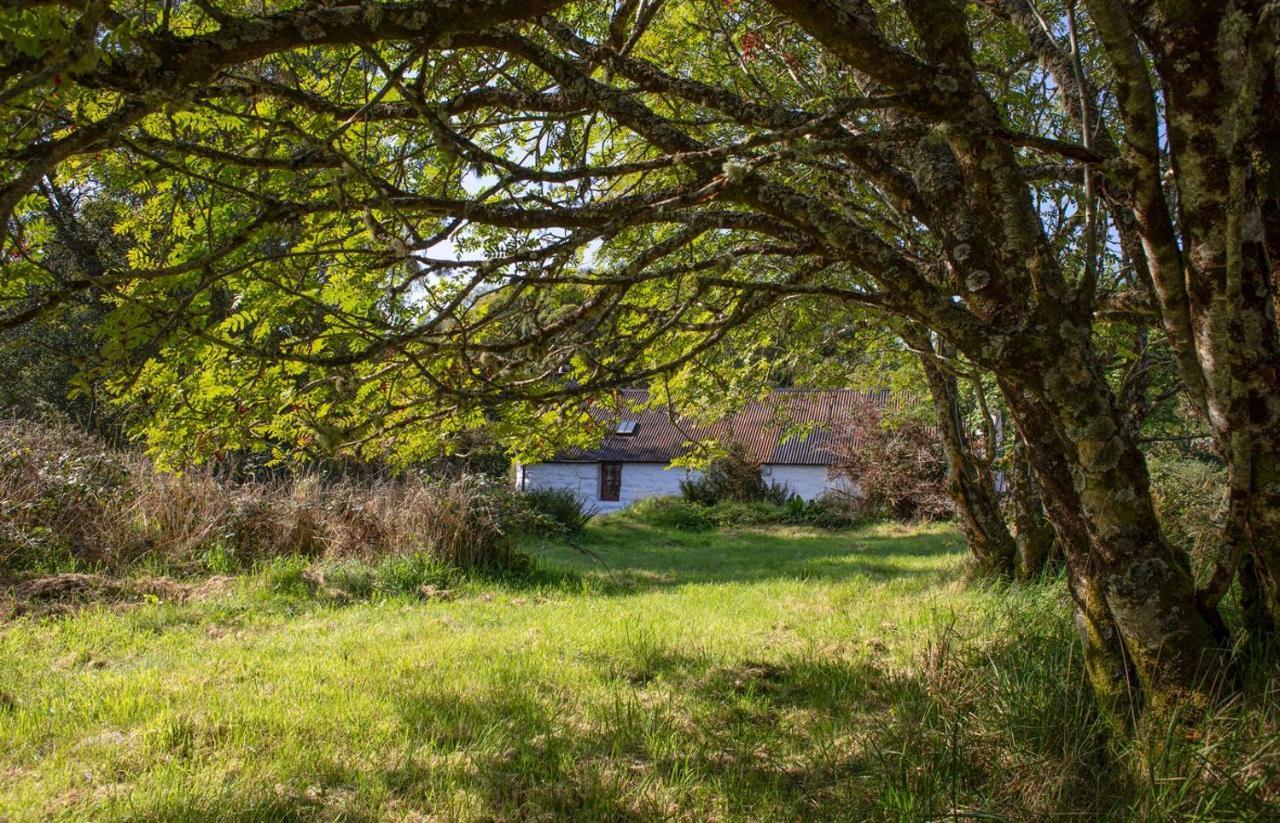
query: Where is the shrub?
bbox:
[678,474,713,506]
[518,487,594,535]
[129,468,242,565]
[679,442,791,505]
[319,475,525,571]
[791,494,865,530]
[0,416,131,570]
[1148,452,1226,574]
[624,493,864,532]
[830,402,949,522]
[707,500,788,528]
[626,496,715,531]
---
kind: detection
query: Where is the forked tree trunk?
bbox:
[1009,433,1059,578]
[904,325,1017,578]
[1000,366,1227,720]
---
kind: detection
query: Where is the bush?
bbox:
[679,442,791,505]
[707,500,788,527]
[1148,452,1226,574]
[517,487,594,535]
[790,494,865,530]
[624,493,865,532]
[626,496,715,531]
[830,402,949,522]
[317,475,525,571]
[0,416,131,571]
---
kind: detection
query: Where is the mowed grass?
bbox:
[0,521,1272,820]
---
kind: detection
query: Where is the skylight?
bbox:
[615,420,638,435]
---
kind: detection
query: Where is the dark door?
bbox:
[600,462,622,501]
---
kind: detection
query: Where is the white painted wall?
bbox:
[762,464,846,501]
[517,460,847,511]
[518,462,695,513]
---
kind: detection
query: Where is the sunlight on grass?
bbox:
[1,523,1272,820]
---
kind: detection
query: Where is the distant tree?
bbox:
[1,185,126,436]
[898,323,1016,576]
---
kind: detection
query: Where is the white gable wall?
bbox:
[517,461,844,512]
[762,464,844,501]
[518,462,694,513]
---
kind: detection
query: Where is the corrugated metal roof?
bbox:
[550,388,918,466]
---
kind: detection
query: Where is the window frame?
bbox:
[599,462,623,502]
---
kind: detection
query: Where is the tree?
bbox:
[829,393,952,523]
[901,323,1016,577]
[1008,430,1060,578]
[3,0,1275,722]
[0,184,126,435]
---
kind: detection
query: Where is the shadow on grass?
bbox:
[527,520,967,594]
[74,575,1277,821]
[366,656,918,820]
[353,629,1126,821]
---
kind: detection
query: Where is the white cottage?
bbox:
[515,388,896,512]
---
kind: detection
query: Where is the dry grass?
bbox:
[0,417,523,575]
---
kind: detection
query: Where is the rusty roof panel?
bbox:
[550,388,919,466]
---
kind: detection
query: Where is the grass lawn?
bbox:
[0,521,1270,820]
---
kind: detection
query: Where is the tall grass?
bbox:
[0,417,526,574]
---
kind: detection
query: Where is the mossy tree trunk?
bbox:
[903,324,1017,578]
[1085,0,1280,639]
[770,0,1236,718]
[1000,371,1227,722]
[1009,433,1058,579]
[1000,382,1139,726]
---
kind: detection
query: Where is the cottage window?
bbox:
[600,462,622,501]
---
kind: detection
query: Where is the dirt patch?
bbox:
[16,572,116,601]
[710,660,789,695]
[0,573,235,620]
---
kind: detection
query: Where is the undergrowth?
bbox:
[0,416,532,575]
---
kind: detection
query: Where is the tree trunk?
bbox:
[904,324,1017,578]
[1001,364,1227,718]
[1244,443,1280,636]
[1086,0,1280,638]
[1009,433,1059,578]
[1000,382,1139,727]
